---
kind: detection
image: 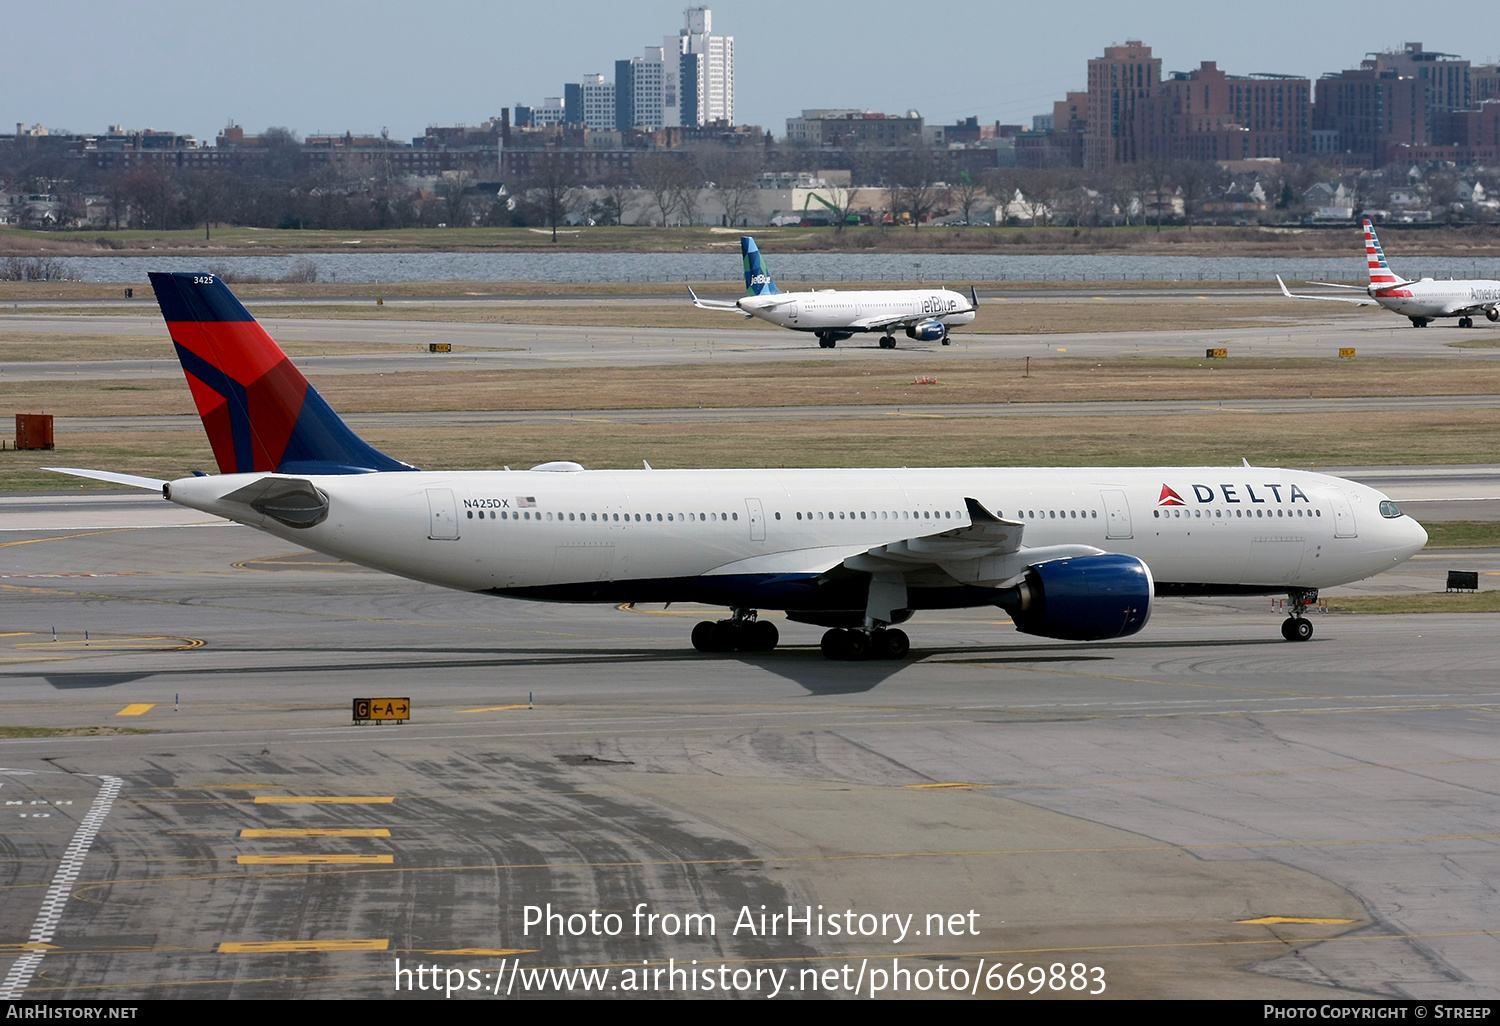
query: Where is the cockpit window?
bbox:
[1379,500,1404,519]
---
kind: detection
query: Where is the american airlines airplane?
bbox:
[1278,218,1500,328]
[689,236,977,348]
[50,273,1427,660]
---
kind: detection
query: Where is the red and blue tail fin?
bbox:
[149,272,417,475]
[1363,218,1400,287]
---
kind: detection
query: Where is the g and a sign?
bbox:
[353,697,410,724]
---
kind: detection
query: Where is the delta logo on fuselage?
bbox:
[1159,482,1312,506]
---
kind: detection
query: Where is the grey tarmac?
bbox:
[1,516,1497,1000]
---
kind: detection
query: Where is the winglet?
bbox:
[970,285,979,308]
[45,468,167,491]
[1276,274,1293,298]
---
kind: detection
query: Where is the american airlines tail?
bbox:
[148,272,417,476]
[741,236,781,295]
[1363,218,1400,288]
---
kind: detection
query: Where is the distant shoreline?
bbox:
[5,223,1499,261]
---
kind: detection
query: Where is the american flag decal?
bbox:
[516,496,537,508]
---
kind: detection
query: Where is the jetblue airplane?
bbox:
[50,273,1427,660]
[1278,219,1500,328]
[689,236,977,348]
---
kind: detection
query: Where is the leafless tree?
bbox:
[950,169,985,226]
[635,152,683,227]
[524,153,580,241]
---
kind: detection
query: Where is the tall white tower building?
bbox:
[670,7,734,127]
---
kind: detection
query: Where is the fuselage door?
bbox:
[1328,489,1358,538]
[784,301,798,324]
[426,488,459,540]
[745,498,766,541]
[1101,489,1133,539]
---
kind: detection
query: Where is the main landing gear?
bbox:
[1459,316,1474,328]
[821,627,909,660]
[691,609,778,653]
[1409,317,1431,328]
[1280,588,1317,642]
[878,336,896,349]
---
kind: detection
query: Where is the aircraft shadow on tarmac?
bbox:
[33,636,1286,695]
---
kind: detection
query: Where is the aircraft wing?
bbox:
[686,285,743,312]
[1275,275,1376,307]
[840,497,1102,586]
[851,305,978,333]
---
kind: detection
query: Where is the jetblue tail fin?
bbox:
[149,272,417,475]
[741,236,781,296]
[1363,218,1399,287]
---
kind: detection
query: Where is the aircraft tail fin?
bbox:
[741,236,781,296]
[148,272,417,475]
[1363,218,1400,288]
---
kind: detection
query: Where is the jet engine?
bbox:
[1001,553,1153,641]
[1487,308,1499,322]
[905,319,947,342]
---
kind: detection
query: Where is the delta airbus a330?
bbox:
[50,273,1426,660]
[688,236,977,348]
[1278,218,1500,328]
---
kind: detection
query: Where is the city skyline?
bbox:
[4,0,1498,144]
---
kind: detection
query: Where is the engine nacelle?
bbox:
[1487,307,1499,323]
[905,319,947,342]
[1004,553,1153,641]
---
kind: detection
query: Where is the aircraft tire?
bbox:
[709,621,741,652]
[876,628,910,660]
[692,620,718,652]
[879,337,895,349]
[1280,617,1296,641]
[1294,618,1314,641]
[744,620,779,652]
[821,629,848,659]
[940,338,951,346]
[843,630,871,660]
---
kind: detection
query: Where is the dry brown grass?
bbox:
[8,356,1500,419]
[0,333,412,363]
[8,406,1500,491]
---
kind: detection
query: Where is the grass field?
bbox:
[7,355,1500,416]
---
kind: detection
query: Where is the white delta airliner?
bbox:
[1278,218,1500,328]
[49,273,1427,661]
[688,236,977,348]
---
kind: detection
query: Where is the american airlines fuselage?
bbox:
[165,465,1425,609]
[1372,279,1500,323]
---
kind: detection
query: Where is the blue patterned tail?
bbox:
[741,237,781,296]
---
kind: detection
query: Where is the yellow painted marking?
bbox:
[881,411,945,419]
[462,705,531,713]
[240,829,391,838]
[237,855,394,865]
[422,948,538,957]
[253,796,394,805]
[906,782,979,790]
[0,632,32,637]
[116,704,155,717]
[0,943,59,951]
[1238,916,1358,925]
[218,939,389,954]
[1055,347,1067,352]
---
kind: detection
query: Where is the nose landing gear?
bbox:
[1280,588,1318,641]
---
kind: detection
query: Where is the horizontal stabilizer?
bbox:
[45,467,166,491]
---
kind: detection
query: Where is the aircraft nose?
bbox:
[1403,515,1429,557]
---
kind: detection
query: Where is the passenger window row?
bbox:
[1152,508,1322,519]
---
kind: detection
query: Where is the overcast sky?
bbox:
[5,0,1497,144]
